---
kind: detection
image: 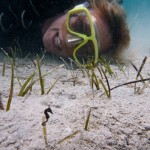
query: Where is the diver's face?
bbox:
[42,8,110,57]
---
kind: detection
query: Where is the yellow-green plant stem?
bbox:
[84,108,91,131]
[18,65,64,97]
[46,76,61,94]
[20,81,35,96]
[99,57,113,75]
[42,116,48,148]
[18,73,35,96]
[2,50,14,112]
[98,66,111,98]
[6,62,14,111]
[36,55,44,95]
[99,79,109,98]
[58,131,79,144]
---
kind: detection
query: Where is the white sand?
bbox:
[0,55,150,150]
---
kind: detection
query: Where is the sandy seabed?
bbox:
[0,54,150,150]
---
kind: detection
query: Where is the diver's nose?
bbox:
[66,33,83,48]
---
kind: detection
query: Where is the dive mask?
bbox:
[66,3,100,66]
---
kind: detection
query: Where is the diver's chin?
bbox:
[54,47,74,58]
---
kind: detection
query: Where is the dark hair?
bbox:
[90,0,130,57]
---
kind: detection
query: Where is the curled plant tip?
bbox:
[9,5,19,21]
[42,107,53,126]
[0,93,4,110]
[0,12,13,32]
[29,0,40,17]
[21,10,32,30]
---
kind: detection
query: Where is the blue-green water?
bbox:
[123,0,150,55]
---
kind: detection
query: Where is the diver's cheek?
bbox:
[42,33,52,53]
[42,34,51,53]
[43,32,57,54]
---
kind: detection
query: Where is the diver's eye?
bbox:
[75,18,84,32]
[69,15,91,35]
[69,15,83,32]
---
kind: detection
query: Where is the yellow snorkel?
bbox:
[66,4,99,67]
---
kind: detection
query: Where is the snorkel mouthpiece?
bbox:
[66,34,83,47]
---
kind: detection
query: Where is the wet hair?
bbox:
[90,0,130,58]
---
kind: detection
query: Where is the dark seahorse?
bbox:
[42,107,53,126]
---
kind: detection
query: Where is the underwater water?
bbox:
[123,0,150,56]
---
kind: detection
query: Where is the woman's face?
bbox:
[43,10,100,57]
[42,7,112,57]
